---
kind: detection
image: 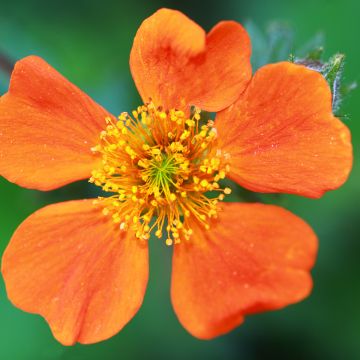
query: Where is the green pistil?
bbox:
[150,155,177,192]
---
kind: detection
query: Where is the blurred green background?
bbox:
[0,0,359,359]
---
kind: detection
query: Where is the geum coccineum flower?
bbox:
[0,9,353,345]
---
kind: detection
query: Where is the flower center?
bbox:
[90,103,231,245]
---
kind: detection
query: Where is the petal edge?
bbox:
[0,56,113,190]
[130,8,252,112]
[171,202,317,339]
[216,62,353,198]
[2,199,149,345]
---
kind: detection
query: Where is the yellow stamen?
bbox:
[90,103,231,245]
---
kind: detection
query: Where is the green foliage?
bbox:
[296,52,356,115]
[245,20,294,70]
[246,21,356,116]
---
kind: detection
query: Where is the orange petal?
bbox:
[2,199,148,345]
[171,202,317,339]
[0,56,113,190]
[130,8,251,112]
[216,62,353,198]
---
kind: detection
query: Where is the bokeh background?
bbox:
[0,0,359,359]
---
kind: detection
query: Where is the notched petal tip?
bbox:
[216,61,353,198]
[2,200,149,345]
[130,9,252,112]
[0,55,113,191]
[171,202,317,339]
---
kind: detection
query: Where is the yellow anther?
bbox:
[211,158,220,167]
[186,119,195,127]
[92,104,230,245]
[151,148,161,156]
[179,162,189,170]
[119,112,127,120]
[200,165,207,173]
[180,130,190,140]
[138,160,148,168]
[208,209,217,217]
[159,112,167,119]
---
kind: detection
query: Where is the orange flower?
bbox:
[0,9,352,345]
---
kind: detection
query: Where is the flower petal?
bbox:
[216,62,353,198]
[0,56,113,190]
[130,8,251,112]
[1,199,148,345]
[171,202,317,339]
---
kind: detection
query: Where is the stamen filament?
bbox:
[90,103,231,245]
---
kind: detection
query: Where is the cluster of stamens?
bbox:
[90,102,231,245]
